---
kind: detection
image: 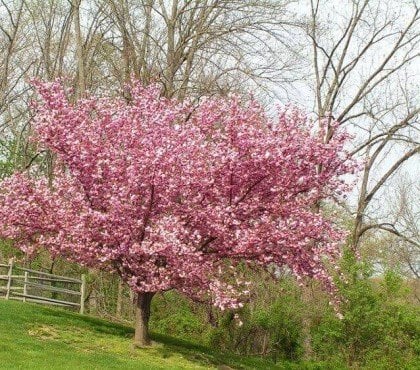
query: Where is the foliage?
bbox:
[150,291,209,342]
[0,238,22,262]
[145,259,420,369]
[207,275,304,362]
[312,251,420,369]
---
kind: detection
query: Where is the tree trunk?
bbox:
[134,292,155,347]
[72,0,85,98]
[116,278,124,318]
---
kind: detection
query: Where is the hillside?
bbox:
[0,300,303,370]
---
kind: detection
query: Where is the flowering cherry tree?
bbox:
[0,81,354,346]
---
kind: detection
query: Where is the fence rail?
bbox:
[0,260,86,314]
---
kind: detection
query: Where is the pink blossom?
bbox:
[0,80,356,308]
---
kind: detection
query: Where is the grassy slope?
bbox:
[0,300,322,370]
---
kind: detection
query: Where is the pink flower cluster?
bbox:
[0,81,355,309]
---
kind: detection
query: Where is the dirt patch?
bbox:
[28,325,60,340]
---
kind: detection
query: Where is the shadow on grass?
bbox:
[150,333,279,370]
[1,300,292,369]
[35,304,134,337]
[35,305,279,369]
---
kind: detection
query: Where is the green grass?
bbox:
[0,299,324,370]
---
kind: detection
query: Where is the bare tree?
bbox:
[99,0,298,99]
[0,0,25,115]
[380,177,419,278]
[299,0,420,249]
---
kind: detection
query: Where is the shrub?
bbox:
[208,277,304,362]
[312,252,420,368]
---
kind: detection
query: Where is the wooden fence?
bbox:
[0,260,86,314]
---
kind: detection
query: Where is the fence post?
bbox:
[23,271,29,302]
[80,274,86,314]
[5,258,14,300]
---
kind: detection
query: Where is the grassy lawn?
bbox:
[0,299,327,370]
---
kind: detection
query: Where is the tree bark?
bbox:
[116,278,124,318]
[134,292,155,347]
[72,0,86,98]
